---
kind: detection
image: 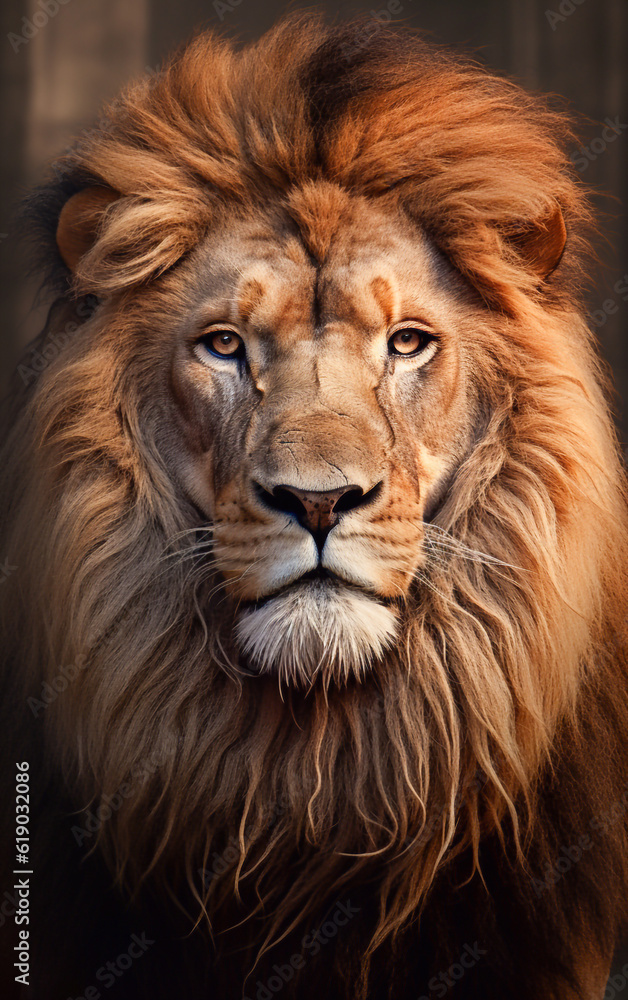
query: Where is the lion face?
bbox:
[164,187,476,682]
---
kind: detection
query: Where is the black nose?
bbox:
[254,481,382,550]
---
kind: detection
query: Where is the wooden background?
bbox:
[1,0,627,984]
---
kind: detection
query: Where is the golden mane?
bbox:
[2,15,628,1000]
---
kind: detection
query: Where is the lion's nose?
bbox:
[254,482,382,550]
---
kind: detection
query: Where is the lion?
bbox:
[1,14,627,1000]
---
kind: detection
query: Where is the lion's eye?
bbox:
[198,329,245,360]
[388,328,436,358]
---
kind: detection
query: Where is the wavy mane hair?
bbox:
[2,15,628,999]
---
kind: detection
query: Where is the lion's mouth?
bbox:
[240,565,370,611]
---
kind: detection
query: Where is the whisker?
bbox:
[423,523,524,571]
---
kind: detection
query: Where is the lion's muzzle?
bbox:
[252,481,383,553]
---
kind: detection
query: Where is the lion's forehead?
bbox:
[191,202,444,352]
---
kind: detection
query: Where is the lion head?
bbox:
[2,15,628,996]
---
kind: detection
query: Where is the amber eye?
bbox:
[199,329,245,360]
[388,328,436,360]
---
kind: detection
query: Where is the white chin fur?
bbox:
[235,578,399,685]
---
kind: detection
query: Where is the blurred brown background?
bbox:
[0,0,627,985]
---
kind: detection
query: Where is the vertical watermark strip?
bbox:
[14,762,32,987]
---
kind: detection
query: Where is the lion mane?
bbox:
[1,15,628,1000]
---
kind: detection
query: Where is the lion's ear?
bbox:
[56,187,120,271]
[506,202,567,280]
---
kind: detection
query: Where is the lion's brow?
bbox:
[369,275,396,327]
[237,277,267,325]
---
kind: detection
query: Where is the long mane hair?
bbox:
[2,15,628,998]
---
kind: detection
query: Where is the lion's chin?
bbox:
[234,577,399,685]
